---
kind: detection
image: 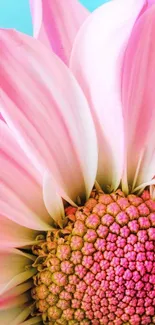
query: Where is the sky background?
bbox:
[0,0,110,35]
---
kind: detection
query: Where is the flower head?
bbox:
[0,0,155,324]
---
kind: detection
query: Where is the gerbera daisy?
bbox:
[0,0,155,324]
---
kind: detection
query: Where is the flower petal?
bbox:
[29,0,51,49]
[0,248,35,295]
[0,113,5,121]
[20,317,42,325]
[0,29,98,203]
[29,0,89,64]
[43,172,65,227]
[0,121,52,230]
[150,184,155,200]
[70,0,146,191]
[0,306,29,325]
[29,0,42,38]
[148,0,155,5]
[11,306,32,325]
[0,292,30,310]
[0,281,33,310]
[0,215,38,248]
[121,5,155,190]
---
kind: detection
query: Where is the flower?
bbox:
[0,0,155,324]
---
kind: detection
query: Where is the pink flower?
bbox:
[0,0,155,324]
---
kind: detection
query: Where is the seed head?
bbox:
[32,190,155,325]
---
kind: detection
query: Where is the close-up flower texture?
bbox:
[0,0,155,324]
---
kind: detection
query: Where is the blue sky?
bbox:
[0,0,110,35]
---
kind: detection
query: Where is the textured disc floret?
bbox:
[31,189,155,325]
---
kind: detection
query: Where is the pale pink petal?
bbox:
[0,113,5,121]
[43,172,65,227]
[0,30,98,203]
[148,0,155,5]
[0,281,32,310]
[0,248,35,295]
[70,0,146,191]
[0,215,38,248]
[29,0,42,38]
[0,285,41,324]
[0,292,30,310]
[29,0,51,49]
[0,306,30,325]
[121,6,155,190]
[0,121,53,230]
[29,0,89,64]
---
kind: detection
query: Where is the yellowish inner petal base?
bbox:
[30,189,155,325]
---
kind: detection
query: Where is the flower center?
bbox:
[31,189,155,325]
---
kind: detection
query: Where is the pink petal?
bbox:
[29,0,51,49]
[29,0,89,64]
[148,0,155,5]
[29,0,42,38]
[0,29,97,203]
[0,113,5,121]
[0,292,30,310]
[0,282,32,310]
[0,248,35,295]
[121,5,155,190]
[43,172,65,227]
[0,215,38,248]
[0,122,52,230]
[70,0,145,191]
